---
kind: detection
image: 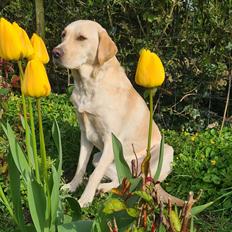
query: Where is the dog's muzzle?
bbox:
[52,47,64,59]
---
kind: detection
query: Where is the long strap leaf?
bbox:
[112,133,132,184]
[7,154,25,231]
[154,135,165,182]
[2,123,30,180]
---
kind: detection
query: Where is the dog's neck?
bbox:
[71,57,122,90]
[70,57,132,113]
[70,58,119,112]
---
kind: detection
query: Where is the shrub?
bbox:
[0,93,80,179]
[164,128,232,206]
[1,0,231,129]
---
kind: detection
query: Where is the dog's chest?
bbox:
[81,112,105,149]
[71,88,107,150]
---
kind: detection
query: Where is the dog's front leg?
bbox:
[63,131,94,192]
[78,137,114,207]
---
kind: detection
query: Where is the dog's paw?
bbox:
[97,182,115,193]
[61,182,77,193]
[78,196,92,208]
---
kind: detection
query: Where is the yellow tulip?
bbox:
[135,49,165,88]
[0,18,22,60]
[12,22,34,59]
[29,33,49,64]
[22,59,51,97]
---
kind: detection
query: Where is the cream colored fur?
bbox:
[54,20,174,207]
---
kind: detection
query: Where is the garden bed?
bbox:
[0,94,231,231]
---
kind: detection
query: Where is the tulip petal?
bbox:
[135,49,165,88]
[22,59,51,97]
[12,22,34,59]
[0,18,22,60]
[29,33,49,64]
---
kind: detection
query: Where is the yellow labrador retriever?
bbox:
[53,20,174,207]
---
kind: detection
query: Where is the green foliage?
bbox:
[57,220,93,232]
[1,83,86,231]
[98,134,210,231]
[0,93,80,178]
[0,94,231,230]
[1,119,64,231]
[164,128,232,205]
[112,134,132,183]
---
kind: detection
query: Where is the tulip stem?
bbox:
[17,60,32,167]
[28,98,40,182]
[36,98,47,182]
[36,98,51,229]
[141,88,157,179]
[147,89,154,157]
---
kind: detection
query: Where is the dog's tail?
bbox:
[153,183,185,207]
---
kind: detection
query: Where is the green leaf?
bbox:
[14,224,36,232]
[126,208,139,218]
[57,220,93,232]
[191,201,214,216]
[52,120,63,174]
[190,217,195,232]
[2,123,30,180]
[50,165,60,225]
[170,210,181,232]
[50,121,63,225]
[158,223,167,232]
[103,198,126,214]
[130,177,142,192]
[62,214,73,224]
[27,180,46,232]
[154,135,165,182]
[66,197,82,220]
[7,153,25,231]
[112,133,132,184]
[20,116,34,167]
[133,191,153,202]
[0,88,9,95]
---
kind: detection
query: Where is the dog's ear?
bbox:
[97,31,118,65]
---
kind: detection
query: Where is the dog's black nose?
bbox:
[52,47,64,59]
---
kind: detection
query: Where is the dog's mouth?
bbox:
[52,56,63,67]
[52,56,81,70]
[52,47,87,70]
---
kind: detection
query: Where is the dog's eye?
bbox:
[76,35,87,41]
[61,31,66,39]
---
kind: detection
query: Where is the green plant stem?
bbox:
[36,98,47,182]
[36,98,51,228]
[141,88,156,178]
[147,89,154,157]
[0,184,18,225]
[29,98,40,182]
[17,60,32,167]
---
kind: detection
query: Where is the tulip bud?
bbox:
[29,33,49,64]
[135,49,165,88]
[12,22,34,59]
[22,59,51,97]
[0,18,22,60]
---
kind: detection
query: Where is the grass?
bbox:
[195,212,232,232]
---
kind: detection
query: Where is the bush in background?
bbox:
[1,0,231,130]
[164,128,232,206]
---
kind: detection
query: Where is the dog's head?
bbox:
[52,20,118,69]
